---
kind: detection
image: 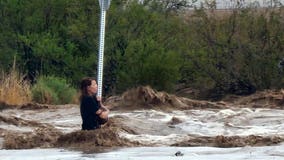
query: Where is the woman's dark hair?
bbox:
[80,77,96,101]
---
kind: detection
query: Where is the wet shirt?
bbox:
[80,95,100,130]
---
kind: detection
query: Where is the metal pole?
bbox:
[97,0,111,97]
[97,9,106,97]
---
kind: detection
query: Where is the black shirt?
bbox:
[80,95,100,130]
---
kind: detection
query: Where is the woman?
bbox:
[79,77,109,130]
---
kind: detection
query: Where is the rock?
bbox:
[175,151,184,156]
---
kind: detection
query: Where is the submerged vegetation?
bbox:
[0,0,284,104]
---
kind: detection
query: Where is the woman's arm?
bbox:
[96,107,109,119]
[96,96,110,119]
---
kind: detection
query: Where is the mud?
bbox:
[1,116,141,151]
[0,102,16,111]
[0,102,59,110]
[109,86,227,110]
[172,135,284,147]
[1,86,284,152]
[0,114,47,128]
[4,127,62,149]
[108,86,284,110]
[0,112,63,149]
[18,103,59,110]
[223,89,284,109]
[55,118,140,153]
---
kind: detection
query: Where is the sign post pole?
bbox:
[97,0,111,97]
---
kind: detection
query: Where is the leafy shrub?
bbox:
[31,76,76,104]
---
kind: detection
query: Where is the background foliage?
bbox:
[31,76,76,104]
[0,0,284,100]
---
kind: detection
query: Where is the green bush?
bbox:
[31,76,76,104]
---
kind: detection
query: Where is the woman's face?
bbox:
[87,80,98,95]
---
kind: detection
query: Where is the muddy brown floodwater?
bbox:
[0,86,284,154]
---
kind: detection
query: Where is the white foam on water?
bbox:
[111,108,284,142]
[89,144,284,160]
[175,108,284,137]
[0,149,89,160]
[1,107,284,159]
[1,108,82,133]
[112,109,173,122]
[119,132,189,146]
[1,144,284,160]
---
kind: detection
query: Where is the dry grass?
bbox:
[0,60,32,105]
